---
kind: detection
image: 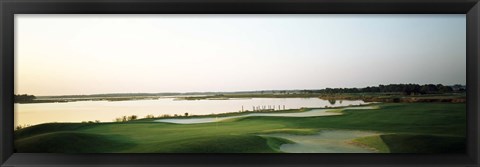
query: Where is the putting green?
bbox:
[14,103,466,153]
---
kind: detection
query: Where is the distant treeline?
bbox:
[14,94,36,103]
[14,94,67,104]
[310,84,465,95]
[15,84,465,103]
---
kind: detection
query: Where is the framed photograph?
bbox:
[1,0,479,166]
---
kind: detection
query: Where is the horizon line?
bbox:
[18,83,466,97]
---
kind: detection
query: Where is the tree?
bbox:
[185,112,189,117]
[159,114,171,118]
[114,117,123,122]
[127,115,138,121]
[313,83,462,95]
[14,94,36,103]
[438,85,453,93]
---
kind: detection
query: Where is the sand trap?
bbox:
[262,130,380,153]
[155,105,377,124]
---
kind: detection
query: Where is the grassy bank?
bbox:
[14,103,466,153]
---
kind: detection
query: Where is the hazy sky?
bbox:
[15,14,466,96]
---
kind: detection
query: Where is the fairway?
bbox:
[14,103,466,153]
[13,14,467,155]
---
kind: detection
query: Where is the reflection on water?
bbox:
[15,98,366,126]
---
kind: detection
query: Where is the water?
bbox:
[156,106,376,124]
[15,98,366,126]
[262,130,380,153]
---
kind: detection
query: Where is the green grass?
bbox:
[264,136,295,152]
[122,134,287,153]
[14,123,100,140]
[15,132,135,153]
[352,135,390,153]
[14,103,466,153]
[352,133,466,153]
[256,128,318,135]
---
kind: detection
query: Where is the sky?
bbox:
[15,14,466,96]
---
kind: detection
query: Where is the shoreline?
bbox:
[15,92,466,104]
[153,105,379,124]
[149,103,376,121]
[15,102,374,128]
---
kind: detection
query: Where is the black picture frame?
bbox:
[1,0,479,166]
